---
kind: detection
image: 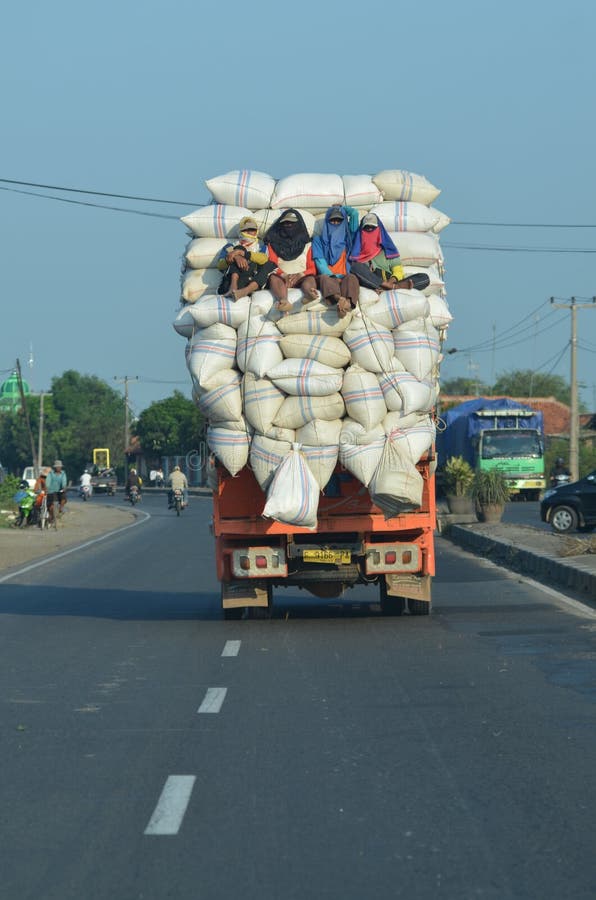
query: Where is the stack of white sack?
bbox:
[174,169,453,526]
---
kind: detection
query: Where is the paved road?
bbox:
[2,494,596,899]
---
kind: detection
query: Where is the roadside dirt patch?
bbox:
[0,504,137,574]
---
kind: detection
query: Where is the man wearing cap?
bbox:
[46,459,68,522]
[216,216,275,300]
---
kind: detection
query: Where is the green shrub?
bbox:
[471,468,511,505]
[443,456,475,497]
[0,474,20,527]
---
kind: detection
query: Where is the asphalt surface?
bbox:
[2,493,596,899]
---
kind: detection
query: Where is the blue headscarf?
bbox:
[312,206,354,266]
[349,213,400,263]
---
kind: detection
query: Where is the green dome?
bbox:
[0,371,30,413]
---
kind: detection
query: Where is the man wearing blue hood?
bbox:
[312,205,360,317]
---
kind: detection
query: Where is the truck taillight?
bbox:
[255,555,267,569]
[365,542,420,574]
[231,547,288,578]
[240,556,251,571]
[385,551,397,564]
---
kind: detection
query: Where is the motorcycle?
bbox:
[172,488,184,516]
[550,473,571,489]
[79,483,92,501]
[128,485,141,505]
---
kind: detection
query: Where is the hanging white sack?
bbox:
[379,371,436,416]
[242,373,286,434]
[236,315,283,377]
[276,306,353,337]
[198,370,243,424]
[369,438,424,518]
[402,265,445,297]
[273,393,345,429]
[389,232,443,267]
[279,333,351,369]
[179,294,252,330]
[368,201,442,233]
[271,173,344,210]
[393,322,441,381]
[181,204,253,239]
[207,426,250,477]
[268,358,343,397]
[383,410,426,434]
[371,170,441,206]
[426,295,453,328]
[338,420,386,487]
[296,418,343,447]
[186,325,237,386]
[385,414,436,464]
[184,237,229,269]
[181,268,224,303]
[205,170,276,210]
[262,444,320,530]
[341,365,387,430]
[302,444,338,491]
[342,175,383,208]
[343,313,394,373]
[249,433,292,490]
[365,291,430,330]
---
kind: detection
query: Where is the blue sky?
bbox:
[2,0,595,416]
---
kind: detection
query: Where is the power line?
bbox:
[452,220,596,228]
[443,242,596,254]
[0,177,198,206]
[0,185,180,220]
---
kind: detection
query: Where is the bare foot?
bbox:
[276,298,292,312]
[337,297,352,318]
[302,287,320,302]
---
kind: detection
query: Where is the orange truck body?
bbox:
[212,457,436,616]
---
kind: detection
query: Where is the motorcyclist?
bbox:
[167,465,188,508]
[79,470,93,498]
[125,468,143,500]
[550,457,571,487]
[13,479,37,526]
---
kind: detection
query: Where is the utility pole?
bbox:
[16,359,38,473]
[38,391,52,471]
[550,297,596,482]
[114,376,139,468]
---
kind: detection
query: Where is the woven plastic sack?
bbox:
[180,204,253,239]
[368,201,442,233]
[186,326,237,386]
[236,315,283,377]
[368,438,424,518]
[388,232,443,267]
[181,268,223,303]
[207,426,250,477]
[393,323,441,381]
[365,291,430,330]
[402,265,445,297]
[385,414,436,464]
[276,306,353,337]
[273,393,345,429]
[379,371,436,416]
[205,170,276,209]
[372,170,441,206]
[271,173,344,210]
[178,294,252,330]
[184,237,228,269]
[341,365,387,430]
[197,370,243,423]
[343,313,394,373]
[241,373,286,434]
[342,175,383,208]
[338,420,386,487]
[268,358,343,397]
[427,295,453,328]
[262,444,320,529]
[296,418,343,447]
[279,333,351,369]
[302,444,339,491]
[250,434,292,490]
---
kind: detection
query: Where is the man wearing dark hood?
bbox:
[264,209,319,311]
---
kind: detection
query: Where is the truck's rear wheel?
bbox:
[408,598,431,616]
[223,607,244,620]
[379,577,405,616]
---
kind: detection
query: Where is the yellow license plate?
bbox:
[303,549,351,564]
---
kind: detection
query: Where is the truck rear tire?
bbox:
[223,607,244,620]
[379,577,405,616]
[408,598,431,616]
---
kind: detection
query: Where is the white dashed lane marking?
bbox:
[221,640,241,657]
[144,775,196,835]
[197,687,227,713]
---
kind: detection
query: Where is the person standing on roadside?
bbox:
[46,459,68,522]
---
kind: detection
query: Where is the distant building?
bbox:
[0,371,30,413]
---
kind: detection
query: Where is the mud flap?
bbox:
[221,580,270,609]
[384,573,431,603]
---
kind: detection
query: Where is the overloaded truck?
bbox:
[437,397,546,499]
[174,167,451,617]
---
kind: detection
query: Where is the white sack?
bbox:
[342,175,383,208]
[369,438,424,518]
[338,420,386,487]
[279,333,351,369]
[273,393,345,429]
[389,232,443,267]
[173,306,198,339]
[368,201,442,233]
[427,295,453,328]
[268,358,343,397]
[184,237,228,269]
[296,418,343,447]
[302,444,338,491]
[365,291,430,330]
[179,294,252,330]
[186,328,237,386]
[262,444,320,530]
[198,370,243,423]
[271,173,344,210]
[236,315,283,377]
[355,287,381,309]
[249,434,292,490]
[372,170,441,206]
[205,170,276,210]
[341,365,387,430]
[181,268,223,303]
[385,414,436,463]
[393,323,441,380]
[431,209,451,233]
[180,204,253,239]
[207,426,250,477]
[276,306,353,337]
[242,373,286,434]
[263,425,296,442]
[402,265,445,296]
[379,371,436,416]
[343,313,394,373]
